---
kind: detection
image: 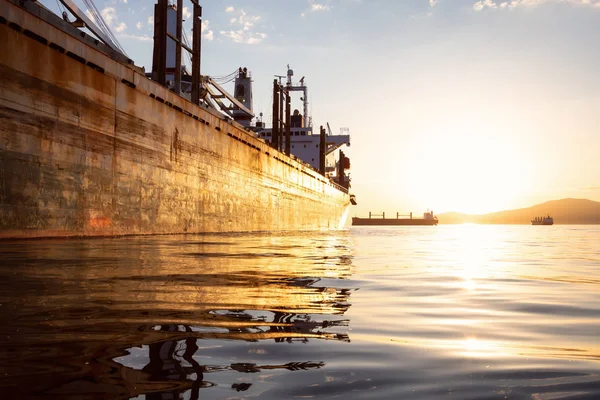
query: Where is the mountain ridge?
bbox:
[437,198,600,224]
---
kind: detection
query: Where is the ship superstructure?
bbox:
[0,0,355,238]
[255,67,352,189]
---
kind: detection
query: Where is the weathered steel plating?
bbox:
[0,0,350,238]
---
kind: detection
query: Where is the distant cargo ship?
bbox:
[531,215,554,225]
[352,211,438,226]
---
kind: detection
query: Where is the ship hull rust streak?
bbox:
[0,2,350,239]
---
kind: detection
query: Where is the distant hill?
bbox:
[437,198,600,225]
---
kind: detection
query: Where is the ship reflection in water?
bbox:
[0,233,354,399]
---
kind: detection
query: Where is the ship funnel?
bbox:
[232,67,254,127]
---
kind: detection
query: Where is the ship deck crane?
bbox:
[202,76,254,120]
[57,0,127,56]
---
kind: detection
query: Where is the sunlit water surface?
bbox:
[0,225,599,399]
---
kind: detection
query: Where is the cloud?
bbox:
[136,21,142,30]
[246,33,267,44]
[225,6,235,13]
[99,7,127,34]
[185,20,214,42]
[302,1,333,16]
[100,7,116,26]
[202,20,214,41]
[182,6,191,19]
[311,3,330,11]
[429,0,439,6]
[114,22,126,33]
[229,10,261,30]
[220,9,266,44]
[473,0,497,10]
[148,16,154,25]
[220,30,266,44]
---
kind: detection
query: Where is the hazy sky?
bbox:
[43,0,600,214]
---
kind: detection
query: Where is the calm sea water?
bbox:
[0,225,599,399]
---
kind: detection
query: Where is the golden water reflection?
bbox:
[0,233,354,399]
[350,225,600,399]
[1,226,599,399]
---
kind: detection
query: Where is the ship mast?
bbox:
[151,0,203,105]
[285,66,309,127]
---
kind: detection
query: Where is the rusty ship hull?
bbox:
[0,2,350,239]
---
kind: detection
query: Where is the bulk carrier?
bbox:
[0,0,355,239]
[352,211,438,226]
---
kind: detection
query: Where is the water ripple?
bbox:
[0,226,599,399]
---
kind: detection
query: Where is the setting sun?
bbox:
[413,131,531,214]
[386,116,536,215]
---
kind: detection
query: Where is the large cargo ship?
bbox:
[0,0,355,239]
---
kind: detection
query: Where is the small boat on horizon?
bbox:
[531,215,554,225]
